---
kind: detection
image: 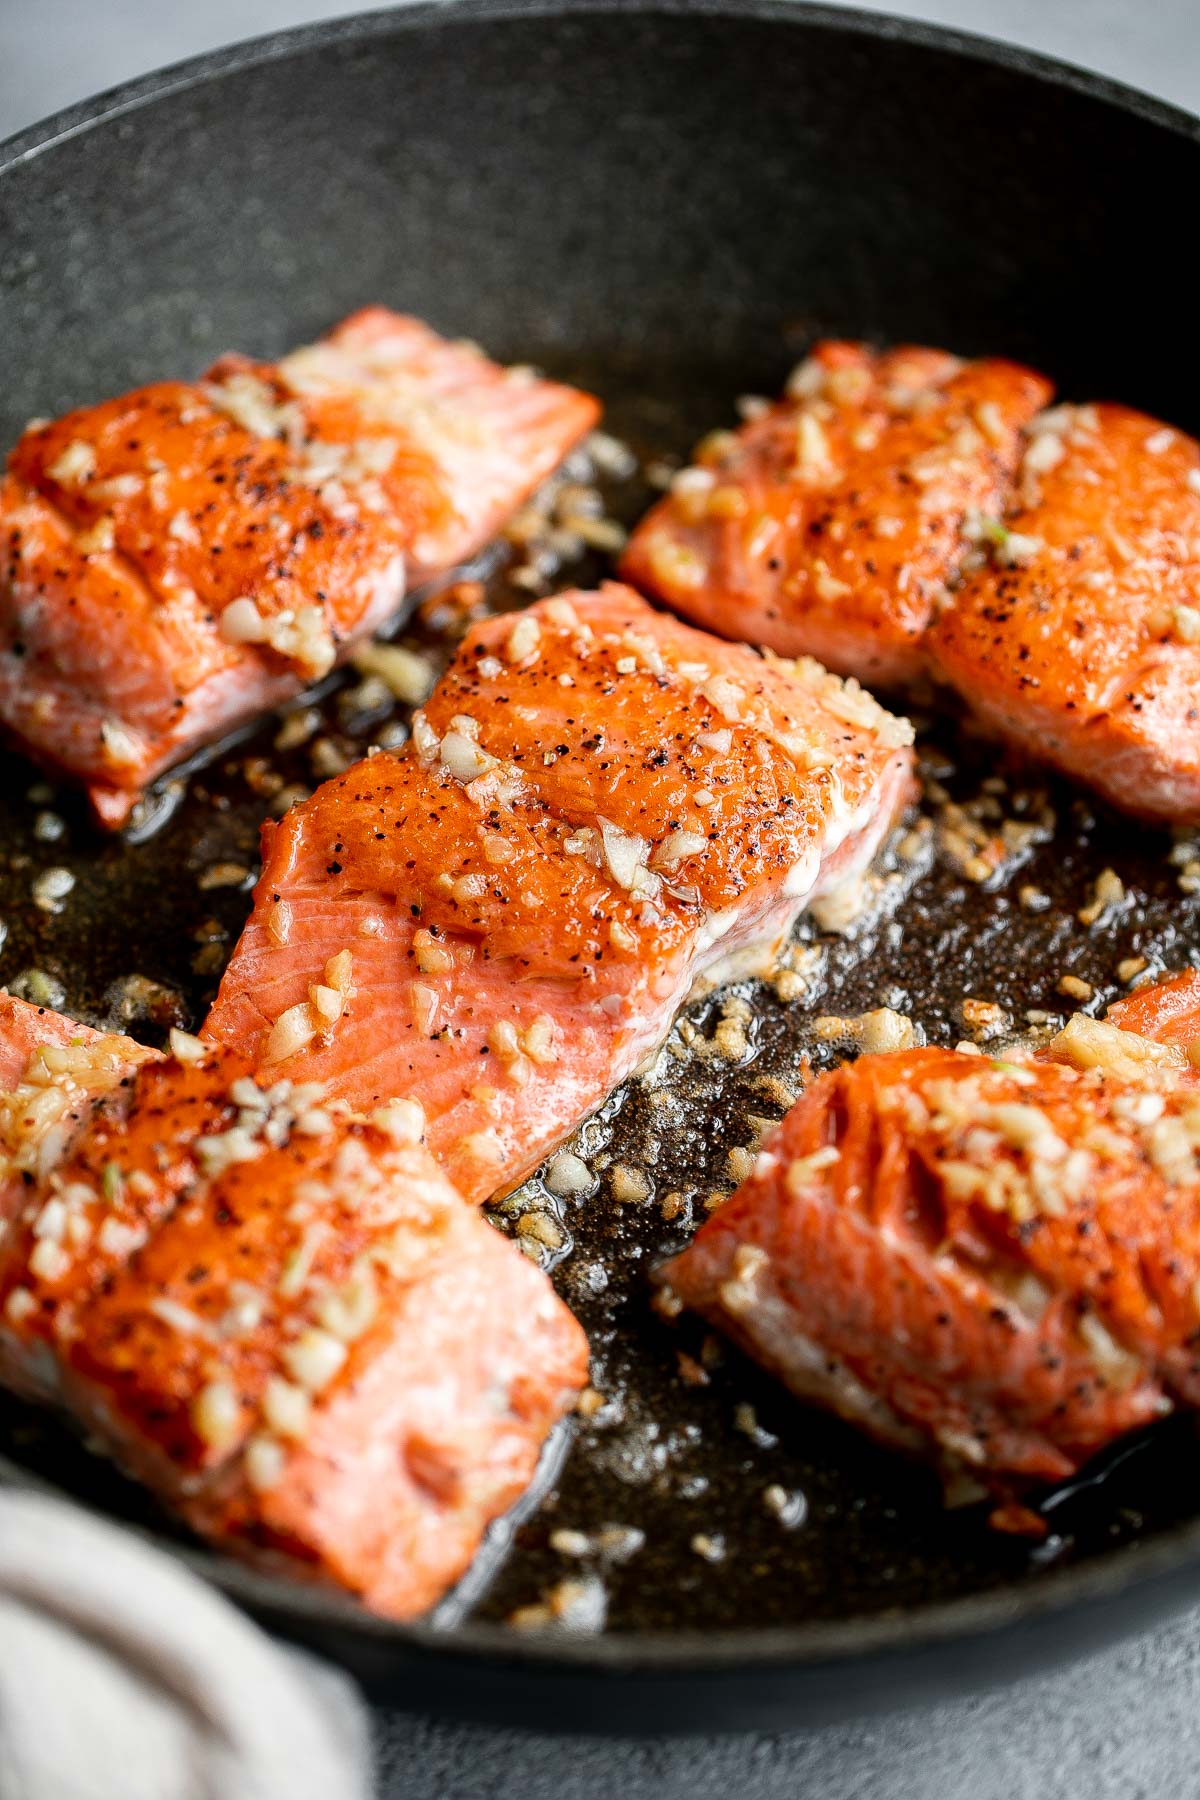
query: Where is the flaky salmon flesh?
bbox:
[659,978,1200,1499]
[0,997,587,1619]
[0,308,597,827]
[203,585,916,1201]
[621,341,1052,689]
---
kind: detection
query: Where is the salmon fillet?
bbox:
[0,309,597,827]
[621,342,1051,688]
[0,992,149,1091]
[1108,966,1200,1044]
[203,585,916,1200]
[1,993,156,1386]
[0,1008,588,1618]
[659,985,1200,1494]
[928,404,1200,823]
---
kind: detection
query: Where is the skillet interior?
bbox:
[3,0,1200,1730]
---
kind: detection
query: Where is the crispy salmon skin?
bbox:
[0,309,597,826]
[659,985,1200,1496]
[0,1004,588,1618]
[928,404,1200,822]
[622,341,1051,687]
[204,585,915,1199]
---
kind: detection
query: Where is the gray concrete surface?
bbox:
[2,3,1198,1796]
[374,1609,1200,1798]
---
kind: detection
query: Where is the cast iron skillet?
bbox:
[4,0,1200,1735]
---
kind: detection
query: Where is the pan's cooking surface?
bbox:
[4,1,1200,1705]
[5,358,1200,1637]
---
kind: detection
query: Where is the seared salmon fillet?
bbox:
[0,1008,588,1618]
[0,309,597,826]
[659,990,1200,1493]
[928,404,1200,823]
[621,342,1051,688]
[204,585,916,1200]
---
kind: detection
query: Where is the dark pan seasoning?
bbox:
[4,366,1200,1636]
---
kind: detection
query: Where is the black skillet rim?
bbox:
[3,0,1200,1689]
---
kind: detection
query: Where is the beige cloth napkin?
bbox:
[0,1489,372,1800]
